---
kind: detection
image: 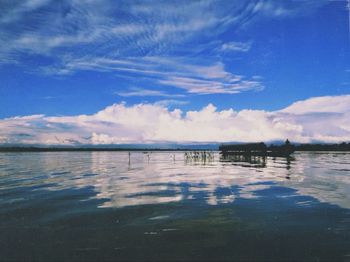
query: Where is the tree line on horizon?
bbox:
[294,142,350,151]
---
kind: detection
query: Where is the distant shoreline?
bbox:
[0,143,350,153]
[0,147,214,152]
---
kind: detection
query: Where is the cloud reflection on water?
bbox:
[0,151,349,209]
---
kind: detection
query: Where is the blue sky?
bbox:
[1,0,350,144]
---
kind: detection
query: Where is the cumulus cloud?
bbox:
[0,95,349,145]
[280,95,350,114]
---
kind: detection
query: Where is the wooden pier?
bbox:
[219,140,295,157]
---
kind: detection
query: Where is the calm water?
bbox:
[1,151,350,261]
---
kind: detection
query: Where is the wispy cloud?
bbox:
[0,0,329,97]
[154,99,189,107]
[249,0,329,18]
[0,0,239,60]
[220,41,252,52]
[0,0,330,61]
[46,56,263,95]
[158,76,261,95]
[115,87,184,98]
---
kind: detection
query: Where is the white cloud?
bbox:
[220,41,252,52]
[0,0,329,66]
[47,56,262,95]
[249,0,329,18]
[115,87,184,98]
[0,95,349,145]
[0,0,244,62]
[0,0,52,24]
[280,95,350,114]
[154,100,188,107]
[0,0,330,99]
[158,75,261,94]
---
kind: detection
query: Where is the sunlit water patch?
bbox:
[0,151,350,261]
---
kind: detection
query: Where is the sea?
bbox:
[0,151,350,261]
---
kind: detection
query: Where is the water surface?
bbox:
[1,151,350,261]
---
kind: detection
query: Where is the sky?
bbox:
[0,0,350,145]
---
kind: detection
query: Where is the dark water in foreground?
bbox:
[1,151,350,261]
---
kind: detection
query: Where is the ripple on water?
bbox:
[0,151,350,261]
